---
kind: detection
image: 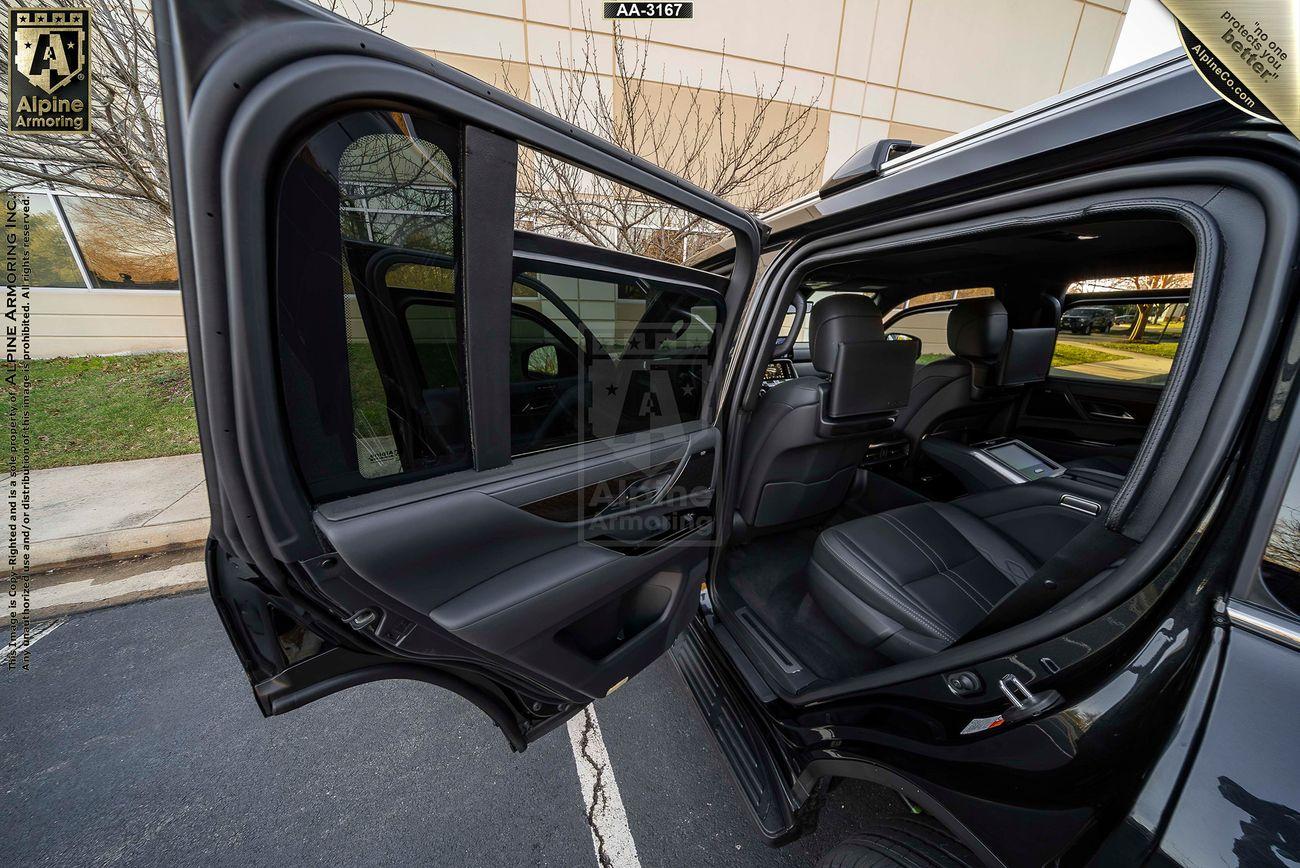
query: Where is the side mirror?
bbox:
[886,332,922,360]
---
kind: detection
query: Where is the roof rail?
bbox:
[818,138,923,196]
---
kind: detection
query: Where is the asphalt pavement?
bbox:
[2,592,902,866]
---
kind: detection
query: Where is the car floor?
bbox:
[717,504,893,685]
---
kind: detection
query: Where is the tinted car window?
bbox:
[276,109,468,498]
[1051,301,1186,387]
[1262,460,1300,618]
[509,259,721,454]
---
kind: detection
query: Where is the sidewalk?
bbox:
[32,453,210,571]
[1054,338,1172,384]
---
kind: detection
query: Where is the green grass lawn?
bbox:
[1051,342,1127,367]
[1097,340,1178,359]
[31,352,200,470]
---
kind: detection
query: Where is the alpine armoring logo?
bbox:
[8,7,92,134]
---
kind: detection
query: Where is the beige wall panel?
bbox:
[832,78,867,114]
[524,0,573,27]
[388,4,526,59]
[1060,5,1123,90]
[887,120,948,144]
[898,0,1082,109]
[855,117,891,148]
[866,0,910,86]
[892,89,1002,132]
[620,0,845,73]
[609,81,828,209]
[34,314,186,339]
[434,52,532,93]
[824,112,864,180]
[32,289,184,317]
[528,22,614,73]
[1088,0,1129,10]
[836,0,881,81]
[862,83,895,118]
[34,336,188,359]
[636,40,829,104]
[399,0,522,17]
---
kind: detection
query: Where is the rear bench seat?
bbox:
[808,474,1120,662]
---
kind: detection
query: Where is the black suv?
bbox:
[157,2,1300,865]
[1059,305,1115,334]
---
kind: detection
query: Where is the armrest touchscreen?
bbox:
[984,441,1059,481]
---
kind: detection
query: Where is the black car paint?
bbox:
[677,55,1300,868]
[155,1,1300,861]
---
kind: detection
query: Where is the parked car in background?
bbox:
[1060,305,1116,334]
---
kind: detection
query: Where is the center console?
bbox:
[922,436,1065,492]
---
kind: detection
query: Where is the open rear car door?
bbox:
[154,0,762,748]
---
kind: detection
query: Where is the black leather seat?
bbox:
[894,297,1056,446]
[737,295,916,531]
[808,475,1119,661]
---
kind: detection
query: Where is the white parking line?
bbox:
[1,617,67,664]
[567,704,641,868]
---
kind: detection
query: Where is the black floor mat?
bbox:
[720,524,891,684]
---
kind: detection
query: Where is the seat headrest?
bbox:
[946,297,1008,362]
[1038,295,1062,326]
[809,294,885,373]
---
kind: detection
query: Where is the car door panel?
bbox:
[307,432,714,697]
[1016,378,1159,461]
[157,0,760,744]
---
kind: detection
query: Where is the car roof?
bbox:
[690,50,1269,268]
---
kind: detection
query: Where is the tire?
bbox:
[817,817,979,868]
[1083,323,1093,335]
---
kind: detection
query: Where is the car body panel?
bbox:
[154,0,762,743]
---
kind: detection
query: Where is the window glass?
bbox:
[276,110,466,498]
[895,287,994,309]
[885,307,958,364]
[508,260,721,455]
[1262,459,1300,617]
[879,289,995,364]
[14,193,82,288]
[60,196,179,288]
[1066,273,1193,295]
[277,111,728,497]
[1050,301,1186,387]
[515,144,725,265]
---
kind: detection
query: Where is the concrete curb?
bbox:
[30,551,209,619]
[32,518,209,573]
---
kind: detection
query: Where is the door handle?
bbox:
[622,473,673,504]
[1085,402,1135,422]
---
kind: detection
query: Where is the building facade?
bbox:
[28,0,1131,357]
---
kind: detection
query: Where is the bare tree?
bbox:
[0,0,392,235]
[506,23,823,263]
[1069,273,1193,341]
[1266,506,1300,573]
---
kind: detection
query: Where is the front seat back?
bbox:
[893,296,1054,446]
[737,295,916,532]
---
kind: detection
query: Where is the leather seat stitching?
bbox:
[882,509,991,615]
[820,532,957,642]
[947,560,993,611]
[824,529,957,641]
